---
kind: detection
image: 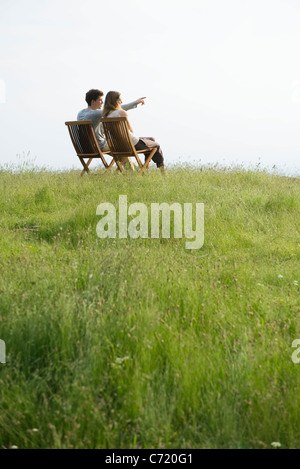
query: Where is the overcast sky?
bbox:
[0,0,300,175]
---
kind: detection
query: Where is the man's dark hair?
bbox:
[85,89,104,106]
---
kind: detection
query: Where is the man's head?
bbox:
[85,89,104,109]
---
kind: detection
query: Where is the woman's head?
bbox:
[102,91,122,117]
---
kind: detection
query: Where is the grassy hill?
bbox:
[0,165,299,449]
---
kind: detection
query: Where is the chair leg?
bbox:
[134,154,143,169]
[80,157,91,176]
[115,157,134,174]
[138,148,156,175]
[115,158,125,173]
[108,158,115,169]
[99,155,109,168]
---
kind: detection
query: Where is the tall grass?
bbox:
[0,164,299,448]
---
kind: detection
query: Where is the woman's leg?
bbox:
[135,138,165,168]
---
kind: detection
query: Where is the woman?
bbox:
[102,91,165,171]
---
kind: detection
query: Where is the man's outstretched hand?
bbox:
[136,97,146,105]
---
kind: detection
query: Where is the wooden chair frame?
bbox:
[65,120,114,176]
[100,117,157,175]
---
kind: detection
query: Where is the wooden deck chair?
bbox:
[100,117,157,175]
[65,120,114,176]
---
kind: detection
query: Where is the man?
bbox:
[77,89,146,152]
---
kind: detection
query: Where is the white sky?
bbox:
[0,0,300,175]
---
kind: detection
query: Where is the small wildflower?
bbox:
[115,356,130,364]
[293,280,298,286]
[271,441,281,448]
[10,445,18,449]
[29,246,33,249]
[32,428,39,432]
[280,299,284,302]
[278,275,283,279]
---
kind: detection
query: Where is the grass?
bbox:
[0,163,299,449]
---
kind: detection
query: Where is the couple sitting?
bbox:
[77,89,165,171]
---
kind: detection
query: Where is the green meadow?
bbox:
[0,163,299,449]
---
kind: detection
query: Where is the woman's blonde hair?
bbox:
[102,91,121,118]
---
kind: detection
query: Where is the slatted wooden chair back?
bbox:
[66,120,99,156]
[101,117,134,155]
[65,120,113,175]
[101,117,158,175]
